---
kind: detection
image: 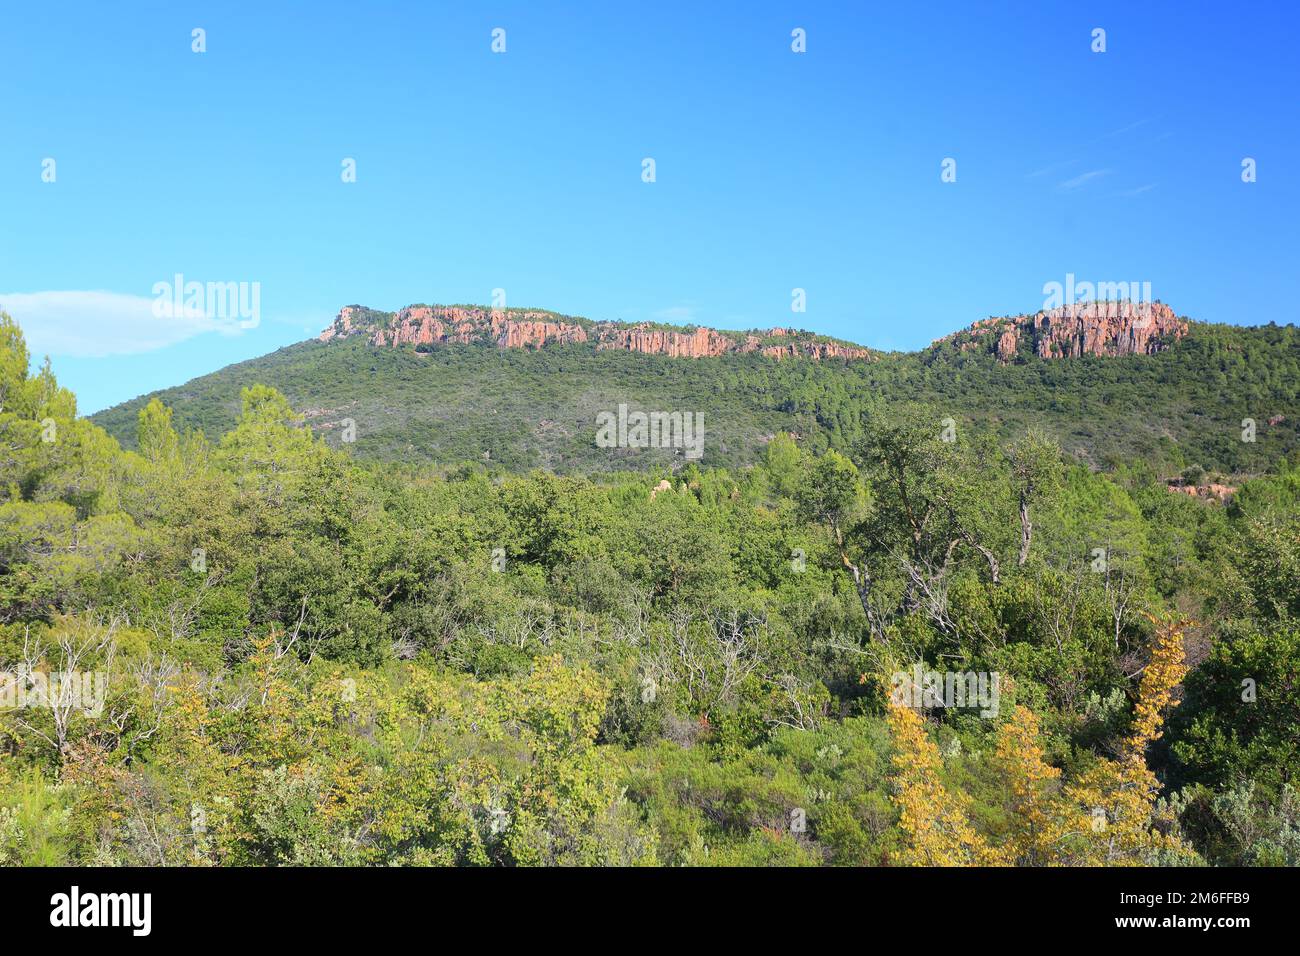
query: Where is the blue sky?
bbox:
[1,1,1296,414]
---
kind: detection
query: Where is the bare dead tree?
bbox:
[8,614,120,757]
[614,588,652,646]
[768,673,825,731]
[1105,564,1140,651]
[709,610,768,707]
[147,567,223,650]
[470,609,555,653]
[647,608,767,714]
[1032,565,1086,657]
[659,607,704,705]
[106,655,181,756]
[897,550,958,636]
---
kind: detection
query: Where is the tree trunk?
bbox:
[975,544,1001,584]
[1017,492,1032,567]
[842,552,885,642]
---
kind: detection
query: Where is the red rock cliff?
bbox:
[319,306,874,362]
[938,301,1188,361]
[594,324,735,358]
[321,305,589,350]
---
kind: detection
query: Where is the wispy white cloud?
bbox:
[1028,120,1153,181]
[1028,158,1080,179]
[1096,119,1150,141]
[1116,183,1157,197]
[1057,168,1112,190]
[0,290,250,358]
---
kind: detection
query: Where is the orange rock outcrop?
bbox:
[1165,481,1237,503]
[320,306,590,350]
[318,306,874,362]
[939,301,1189,362]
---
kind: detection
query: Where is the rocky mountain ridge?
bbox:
[319,305,876,361]
[89,300,1299,478]
[935,301,1189,361]
[322,300,1193,365]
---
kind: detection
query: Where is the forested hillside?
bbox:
[4,309,1298,866]
[91,312,1300,478]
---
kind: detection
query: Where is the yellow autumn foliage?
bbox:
[888,618,1194,866]
[885,680,1005,866]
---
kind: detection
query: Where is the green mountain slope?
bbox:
[90,315,1300,476]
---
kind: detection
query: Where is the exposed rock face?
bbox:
[938,301,1189,362]
[594,324,872,360]
[760,340,875,361]
[318,305,360,342]
[499,319,588,349]
[321,300,1188,365]
[332,305,591,350]
[1166,481,1236,503]
[596,324,735,358]
[319,305,874,362]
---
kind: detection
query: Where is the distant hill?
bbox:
[90,303,1300,475]
[320,303,878,361]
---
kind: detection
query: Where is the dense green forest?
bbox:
[90,318,1300,476]
[4,309,1299,866]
